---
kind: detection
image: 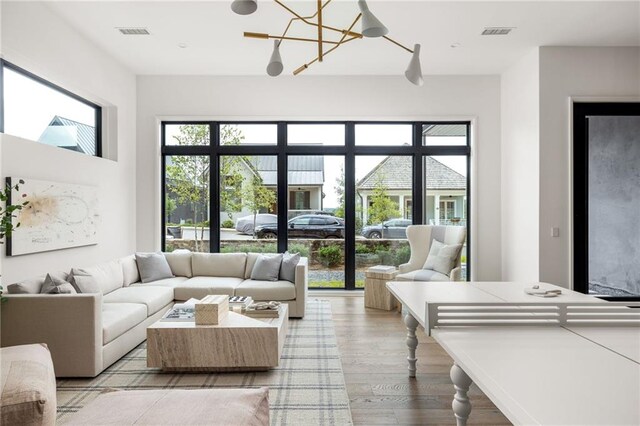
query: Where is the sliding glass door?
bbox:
[161,121,471,289]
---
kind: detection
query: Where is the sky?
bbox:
[165,123,466,209]
[3,67,96,141]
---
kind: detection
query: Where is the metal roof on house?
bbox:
[357,156,466,190]
[248,156,324,186]
[38,116,96,155]
[422,124,467,137]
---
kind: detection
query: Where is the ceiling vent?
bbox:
[481,27,514,36]
[117,27,150,35]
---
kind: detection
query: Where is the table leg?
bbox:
[403,312,419,378]
[450,363,473,426]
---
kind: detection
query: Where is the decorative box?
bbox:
[195,295,229,325]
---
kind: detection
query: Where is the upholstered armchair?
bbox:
[396,225,467,282]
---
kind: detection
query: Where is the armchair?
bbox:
[397,225,467,282]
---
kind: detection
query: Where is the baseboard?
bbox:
[309,290,364,297]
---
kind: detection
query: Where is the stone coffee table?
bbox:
[147,304,288,372]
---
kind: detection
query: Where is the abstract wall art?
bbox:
[6,177,100,256]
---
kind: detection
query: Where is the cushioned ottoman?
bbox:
[65,387,269,425]
[0,343,57,426]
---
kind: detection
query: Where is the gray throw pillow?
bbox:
[251,254,284,281]
[422,240,462,276]
[279,251,300,283]
[69,269,102,294]
[136,252,175,283]
[41,273,77,294]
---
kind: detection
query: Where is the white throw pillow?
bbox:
[422,240,462,276]
[251,254,284,281]
[279,251,300,283]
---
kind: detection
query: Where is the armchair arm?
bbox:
[449,267,463,282]
[1,293,103,377]
[293,257,308,318]
[398,263,412,274]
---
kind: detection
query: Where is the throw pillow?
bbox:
[136,252,175,283]
[279,251,300,283]
[422,240,462,276]
[69,269,102,294]
[251,254,284,281]
[40,274,77,294]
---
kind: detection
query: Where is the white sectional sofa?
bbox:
[1,252,308,377]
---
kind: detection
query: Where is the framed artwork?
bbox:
[6,177,100,256]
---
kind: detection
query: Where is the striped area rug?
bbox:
[56,299,353,425]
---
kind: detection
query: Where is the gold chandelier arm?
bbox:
[293,14,362,76]
[382,36,414,53]
[274,0,362,39]
[317,0,323,62]
[244,32,341,44]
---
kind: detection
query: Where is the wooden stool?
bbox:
[364,267,398,311]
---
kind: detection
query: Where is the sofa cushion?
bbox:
[130,276,189,289]
[136,252,174,283]
[40,274,76,294]
[192,253,246,278]
[236,279,296,301]
[279,251,300,283]
[174,276,244,301]
[102,303,148,345]
[422,239,462,276]
[63,387,269,426]
[396,269,450,282]
[71,261,124,295]
[250,254,283,281]
[103,286,174,316]
[8,271,69,294]
[118,255,140,286]
[164,250,193,278]
[0,343,57,426]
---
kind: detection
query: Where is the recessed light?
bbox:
[178,43,188,49]
[450,43,461,48]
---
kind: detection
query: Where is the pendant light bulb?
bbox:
[357,0,388,38]
[405,44,423,86]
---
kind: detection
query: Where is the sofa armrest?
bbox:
[398,262,412,274]
[1,293,103,377]
[449,266,463,282]
[294,257,308,310]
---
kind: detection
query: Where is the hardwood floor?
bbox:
[324,296,511,425]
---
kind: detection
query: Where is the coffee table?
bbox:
[147,304,288,371]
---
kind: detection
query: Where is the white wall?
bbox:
[500,49,540,281]
[538,47,640,288]
[137,75,502,281]
[0,2,136,284]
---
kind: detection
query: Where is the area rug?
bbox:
[56,299,352,425]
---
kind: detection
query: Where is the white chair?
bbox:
[396,225,467,282]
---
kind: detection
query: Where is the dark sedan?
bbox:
[361,218,411,239]
[255,214,345,239]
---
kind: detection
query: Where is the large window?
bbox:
[0,60,101,156]
[161,121,470,289]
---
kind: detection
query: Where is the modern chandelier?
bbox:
[230,0,423,86]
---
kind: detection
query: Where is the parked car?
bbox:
[361,218,411,239]
[235,213,278,235]
[255,214,345,239]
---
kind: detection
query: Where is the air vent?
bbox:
[481,27,514,36]
[117,27,150,35]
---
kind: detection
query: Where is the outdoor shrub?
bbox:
[318,245,342,267]
[394,245,411,265]
[221,219,234,229]
[288,243,310,258]
[377,250,394,265]
[355,243,371,254]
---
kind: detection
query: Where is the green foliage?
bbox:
[355,243,372,254]
[0,179,29,244]
[220,243,277,254]
[394,245,411,265]
[165,195,177,222]
[287,242,310,258]
[221,219,235,229]
[367,175,400,225]
[318,245,342,267]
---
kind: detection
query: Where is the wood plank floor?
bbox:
[323,296,511,426]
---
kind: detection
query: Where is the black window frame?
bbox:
[161,120,471,290]
[573,102,640,301]
[0,59,102,157]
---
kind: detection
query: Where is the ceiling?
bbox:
[42,1,640,76]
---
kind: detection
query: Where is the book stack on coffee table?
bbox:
[244,302,281,318]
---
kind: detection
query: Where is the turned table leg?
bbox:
[403,311,419,378]
[450,363,473,426]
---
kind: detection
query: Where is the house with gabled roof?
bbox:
[37,116,97,156]
[356,156,466,225]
